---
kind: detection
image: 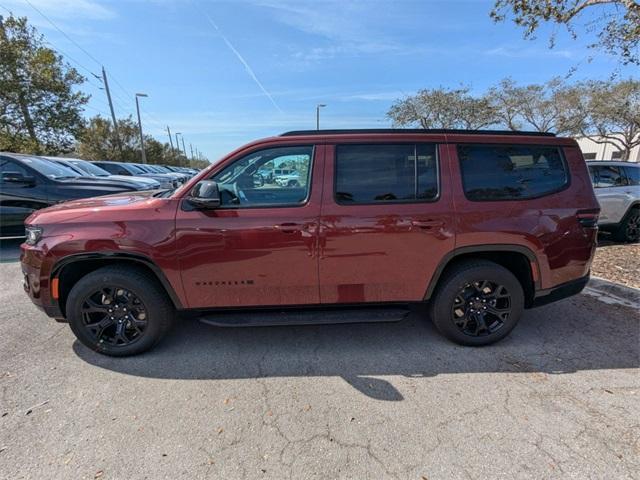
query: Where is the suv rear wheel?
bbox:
[66,265,174,356]
[614,207,640,243]
[429,260,524,346]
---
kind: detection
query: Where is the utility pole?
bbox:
[167,126,174,150]
[190,143,194,160]
[175,133,183,166]
[181,137,187,162]
[101,67,123,157]
[135,93,148,163]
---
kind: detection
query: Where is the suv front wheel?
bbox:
[66,265,174,356]
[613,207,640,243]
[429,260,525,346]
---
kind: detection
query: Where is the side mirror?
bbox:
[187,180,221,209]
[1,172,35,185]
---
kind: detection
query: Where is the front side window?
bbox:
[335,144,438,204]
[211,146,313,207]
[0,159,29,179]
[458,144,568,201]
[591,165,628,188]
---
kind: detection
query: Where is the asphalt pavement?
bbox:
[0,239,638,479]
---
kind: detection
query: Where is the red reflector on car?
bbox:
[51,278,59,299]
[576,209,599,228]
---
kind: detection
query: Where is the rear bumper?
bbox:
[531,274,590,308]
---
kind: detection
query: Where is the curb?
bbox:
[583,277,640,310]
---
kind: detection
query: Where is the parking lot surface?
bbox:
[0,239,639,480]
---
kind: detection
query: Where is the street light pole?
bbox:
[135,93,148,163]
[316,104,326,130]
[175,132,183,166]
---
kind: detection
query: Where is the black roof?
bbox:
[280,129,556,137]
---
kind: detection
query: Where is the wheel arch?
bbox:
[52,252,183,317]
[424,245,540,307]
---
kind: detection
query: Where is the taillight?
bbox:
[577,209,599,228]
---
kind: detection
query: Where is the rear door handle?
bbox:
[276,222,300,233]
[411,220,444,229]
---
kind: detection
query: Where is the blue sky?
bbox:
[2,0,638,161]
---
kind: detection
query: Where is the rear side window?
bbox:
[623,166,639,186]
[590,165,628,188]
[458,144,568,201]
[335,144,438,204]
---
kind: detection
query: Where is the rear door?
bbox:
[591,165,630,224]
[175,144,323,309]
[318,143,454,303]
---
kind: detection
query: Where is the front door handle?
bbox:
[411,220,444,230]
[276,222,300,233]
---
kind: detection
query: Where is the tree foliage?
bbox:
[579,79,640,160]
[388,78,639,160]
[488,78,588,135]
[387,87,497,130]
[0,14,88,154]
[76,115,206,167]
[490,0,640,65]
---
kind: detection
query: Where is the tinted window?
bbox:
[335,144,438,204]
[591,165,628,188]
[212,146,313,207]
[624,166,639,186]
[583,152,597,160]
[0,159,29,178]
[10,156,78,179]
[70,160,110,177]
[458,145,568,201]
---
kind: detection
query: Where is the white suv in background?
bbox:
[587,161,640,242]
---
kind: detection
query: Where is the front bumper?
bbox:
[531,274,590,308]
[21,244,64,320]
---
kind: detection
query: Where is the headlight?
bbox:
[25,226,43,245]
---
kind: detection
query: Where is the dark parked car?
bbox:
[47,158,159,191]
[21,129,599,356]
[1,153,136,237]
[49,157,161,191]
[92,161,176,189]
[133,163,187,184]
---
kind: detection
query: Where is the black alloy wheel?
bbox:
[81,286,148,347]
[451,280,512,337]
[67,266,173,356]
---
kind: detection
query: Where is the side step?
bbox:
[197,306,410,327]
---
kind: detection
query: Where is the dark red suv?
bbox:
[20,129,599,355]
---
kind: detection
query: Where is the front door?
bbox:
[318,143,454,304]
[0,157,48,237]
[175,145,323,309]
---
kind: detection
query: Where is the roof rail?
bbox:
[280,128,556,137]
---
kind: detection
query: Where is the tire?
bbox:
[66,265,174,356]
[613,207,640,243]
[428,260,525,346]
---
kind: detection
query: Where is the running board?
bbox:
[197,307,410,327]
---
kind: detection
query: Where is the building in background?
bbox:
[575,135,640,162]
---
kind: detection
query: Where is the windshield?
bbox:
[69,160,111,177]
[19,156,79,179]
[126,164,146,174]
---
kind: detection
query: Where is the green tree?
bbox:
[0,14,88,154]
[76,115,200,166]
[490,0,640,65]
[387,86,497,129]
[488,78,588,135]
[578,79,640,160]
[76,116,140,162]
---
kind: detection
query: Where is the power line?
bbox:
[22,0,102,67]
